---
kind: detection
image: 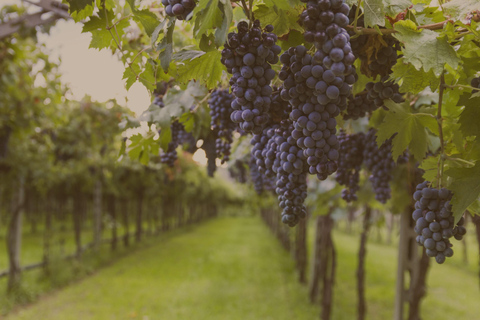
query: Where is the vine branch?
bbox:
[437,72,446,189]
[347,20,451,36]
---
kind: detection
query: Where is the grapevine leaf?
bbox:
[139,64,156,91]
[390,58,439,94]
[377,100,434,161]
[193,0,221,40]
[443,0,480,23]
[254,4,302,37]
[122,64,141,90]
[172,50,206,61]
[419,155,440,183]
[179,112,195,132]
[126,0,159,36]
[393,21,460,76]
[279,30,305,51]
[162,81,208,120]
[159,126,172,151]
[446,163,480,223]
[215,0,233,47]
[157,17,176,72]
[176,51,225,89]
[458,93,480,137]
[67,0,94,12]
[472,91,480,99]
[82,10,129,50]
[384,0,411,17]
[363,0,385,27]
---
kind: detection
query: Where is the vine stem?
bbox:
[444,84,480,91]
[240,0,252,25]
[437,72,446,189]
[347,20,451,35]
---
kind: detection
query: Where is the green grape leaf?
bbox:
[122,63,141,90]
[157,17,176,72]
[66,0,94,13]
[82,10,129,50]
[443,0,480,23]
[179,112,195,132]
[214,0,233,47]
[139,64,156,91]
[176,50,225,89]
[173,50,206,61]
[254,4,303,37]
[446,163,480,223]
[193,0,222,40]
[158,126,172,151]
[390,58,440,94]
[376,100,437,161]
[458,93,480,137]
[363,0,385,27]
[384,0,412,17]
[419,155,440,183]
[393,21,460,76]
[133,10,159,36]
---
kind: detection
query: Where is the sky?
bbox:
[37,19,151,117]
[5,0,210,165]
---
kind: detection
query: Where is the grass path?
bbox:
[6,217,319,320]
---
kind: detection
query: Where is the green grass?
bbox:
[3,216,480,320]
[5,217,320,320]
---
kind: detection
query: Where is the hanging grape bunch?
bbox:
[161,0,196,20]
[412,181,467,264]
[363,129,395,203]
[279,45,351,180]
[220,20,281,134]
[471,76,480,90]
[366,76,404,108]
[160,120,184,167]
[249,157,264,195]
[272,121,308,227]
[300,0,356,78]
[209,89,235,163]
[342,92,377,120]
[335,130,364,202]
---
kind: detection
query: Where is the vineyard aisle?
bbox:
[6,217,320,320]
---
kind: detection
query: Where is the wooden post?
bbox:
[6,176,25,293]
[93,179,102,249]
[357,206,372,320]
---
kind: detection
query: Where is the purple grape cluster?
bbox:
[279,45,355,180]
[161,120,184,167]
[229,159,247,184]
[366,76,404,108]
[335,130,364,202]
[161,0,196,20]
[249,156,264,195]
[299,0,356,78]
[471,76,480,89]
[153,94,164,108]
[363,129,394,203]
[413,181,467,264]
[209,89,235,163]
[366,36,400,77]
[221,20,281,134]
[343,92,378,120]
[272,121,308,226]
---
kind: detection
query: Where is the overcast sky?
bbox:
[36,19,151,117]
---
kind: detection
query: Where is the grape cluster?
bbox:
[366,36,400,77]
[229,159,247,184]
[153,94,164,108]
[347,5,368,58]
[249,157,264,195]
[366,76,404,108]
[335,130,364,202]
[161,120,185,167]
[209,89,235,163]
[221,20,281,134]
[363,129,394,203]
[343,92,378,120]
[269,87,291,123]
[161,0,196,20]
[280,45,355,180]
[177,128,197,153]
[471,76,480,89]
[202,133,217,177]
[300,0,356,78]
[412,181,467,264]
[272,121,308,226]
